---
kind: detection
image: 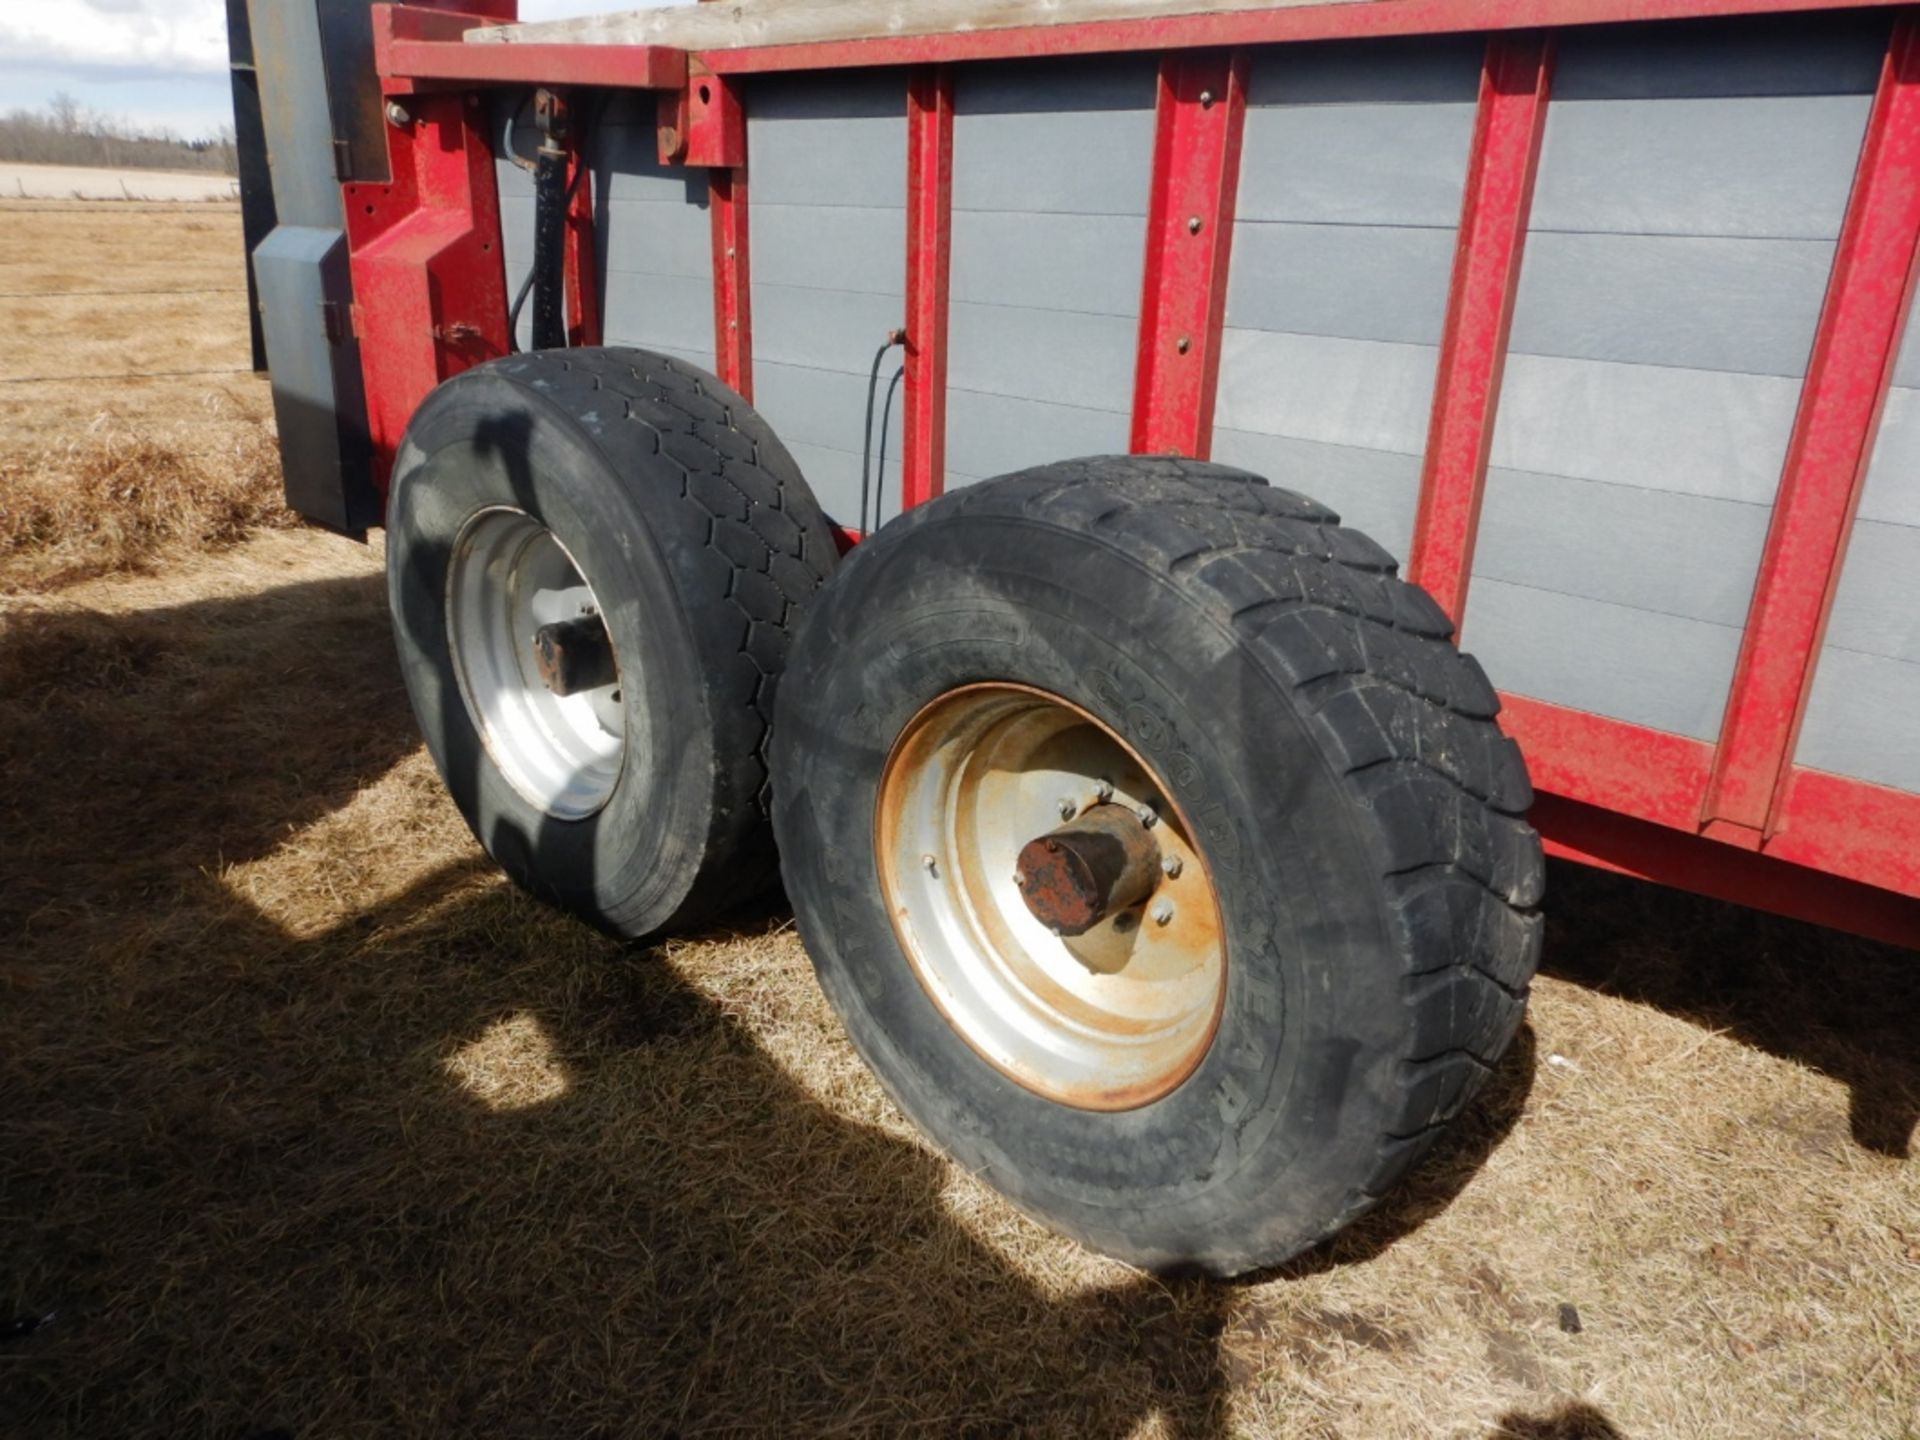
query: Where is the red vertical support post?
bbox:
[1131,50,1248,459]
[1406,33,1554,624]
[700,71,753,399]
[904,66,954,510]
[564,130,601,348]
[1703,19,1920,837]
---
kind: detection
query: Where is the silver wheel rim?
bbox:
[876,683,1226,1111]
[446,507,626,820]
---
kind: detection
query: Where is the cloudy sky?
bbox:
[0,0,663,139]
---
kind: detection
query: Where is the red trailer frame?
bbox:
[350,0,1920,949]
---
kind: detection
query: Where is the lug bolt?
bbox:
[1152,899,1175,926]
[1093,778,1114,803]
[1162,854,1183,879]
[1058,797,1078,821]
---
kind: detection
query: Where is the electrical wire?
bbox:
[858,332,906,537]
[871,362,905,534]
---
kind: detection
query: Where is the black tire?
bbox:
[771,456,1542,1275]
[387,347,837,939]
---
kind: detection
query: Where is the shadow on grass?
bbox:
[0,569,1234,1436]
[1540,860,1920,1158]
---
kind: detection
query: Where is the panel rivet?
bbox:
[1187,215,1204,234]
[1176,335,1192,354]
[1152,899,1175,926]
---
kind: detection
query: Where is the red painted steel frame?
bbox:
[1703,19,1920,837]
[344,90,510,480]
[903,67,955,510]
[705,75,754,399]
[1131,51,1247,458]
[1408,33,1553,624]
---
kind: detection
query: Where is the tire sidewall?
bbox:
[387,368,716,932]
[775,508,1409,1269]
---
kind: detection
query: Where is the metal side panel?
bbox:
[1465,13,1881,741]
[253,225,377,534]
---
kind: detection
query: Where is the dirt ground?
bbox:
[1,201,1916,1440]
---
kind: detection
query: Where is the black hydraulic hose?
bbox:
[872,362,905,533]
[508,103,597,353]
[858,330,906,536]
[528,138,571,351]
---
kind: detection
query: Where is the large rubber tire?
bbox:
[387,347,837,939]
[771,457,1543,1275]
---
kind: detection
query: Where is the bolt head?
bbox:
[1152,899,1175,926]
[385,101,412,128]
[1187,215,1204,234]
[1199,89,1216,107]
[1161,854,1183,879]
[1176,335,1192,354]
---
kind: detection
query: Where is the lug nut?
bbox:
[1012,872,1027,889]
[1137,804,1158,829]
[1058,797,1078,821]
[1093,778,1114,803]
[1161,854,1183,879]
[1152,899,1175,926]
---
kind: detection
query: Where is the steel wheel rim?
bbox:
[876,683,1226,1110]
[445,507,626,820]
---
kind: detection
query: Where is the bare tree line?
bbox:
[0,94,237,175]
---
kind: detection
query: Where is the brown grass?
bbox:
[1,203,1915,1440]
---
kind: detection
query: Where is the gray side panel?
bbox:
[1795,284,1920,791]
[746,71,909,524]
[1466,579,1745,740]
[944,59,1154,488]
[1214,39,1480,562]
[1468,19,1875,736]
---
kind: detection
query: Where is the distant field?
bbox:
[0,161,238,202]
[0,201,1914,1440]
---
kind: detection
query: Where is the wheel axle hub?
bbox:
[1014,804,1162,936]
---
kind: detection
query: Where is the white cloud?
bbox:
[0,0,228,75]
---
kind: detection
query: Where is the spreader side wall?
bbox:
[1797,300,1920,794]
[1459,17,1885,741]
[1211,35,1484,562]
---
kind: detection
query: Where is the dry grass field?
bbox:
[1,201,1916,1440]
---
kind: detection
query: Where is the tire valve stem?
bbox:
[1152,899,1175,926]
[921,853,938,876]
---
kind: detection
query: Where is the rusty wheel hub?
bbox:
[876,683,1225,1110]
